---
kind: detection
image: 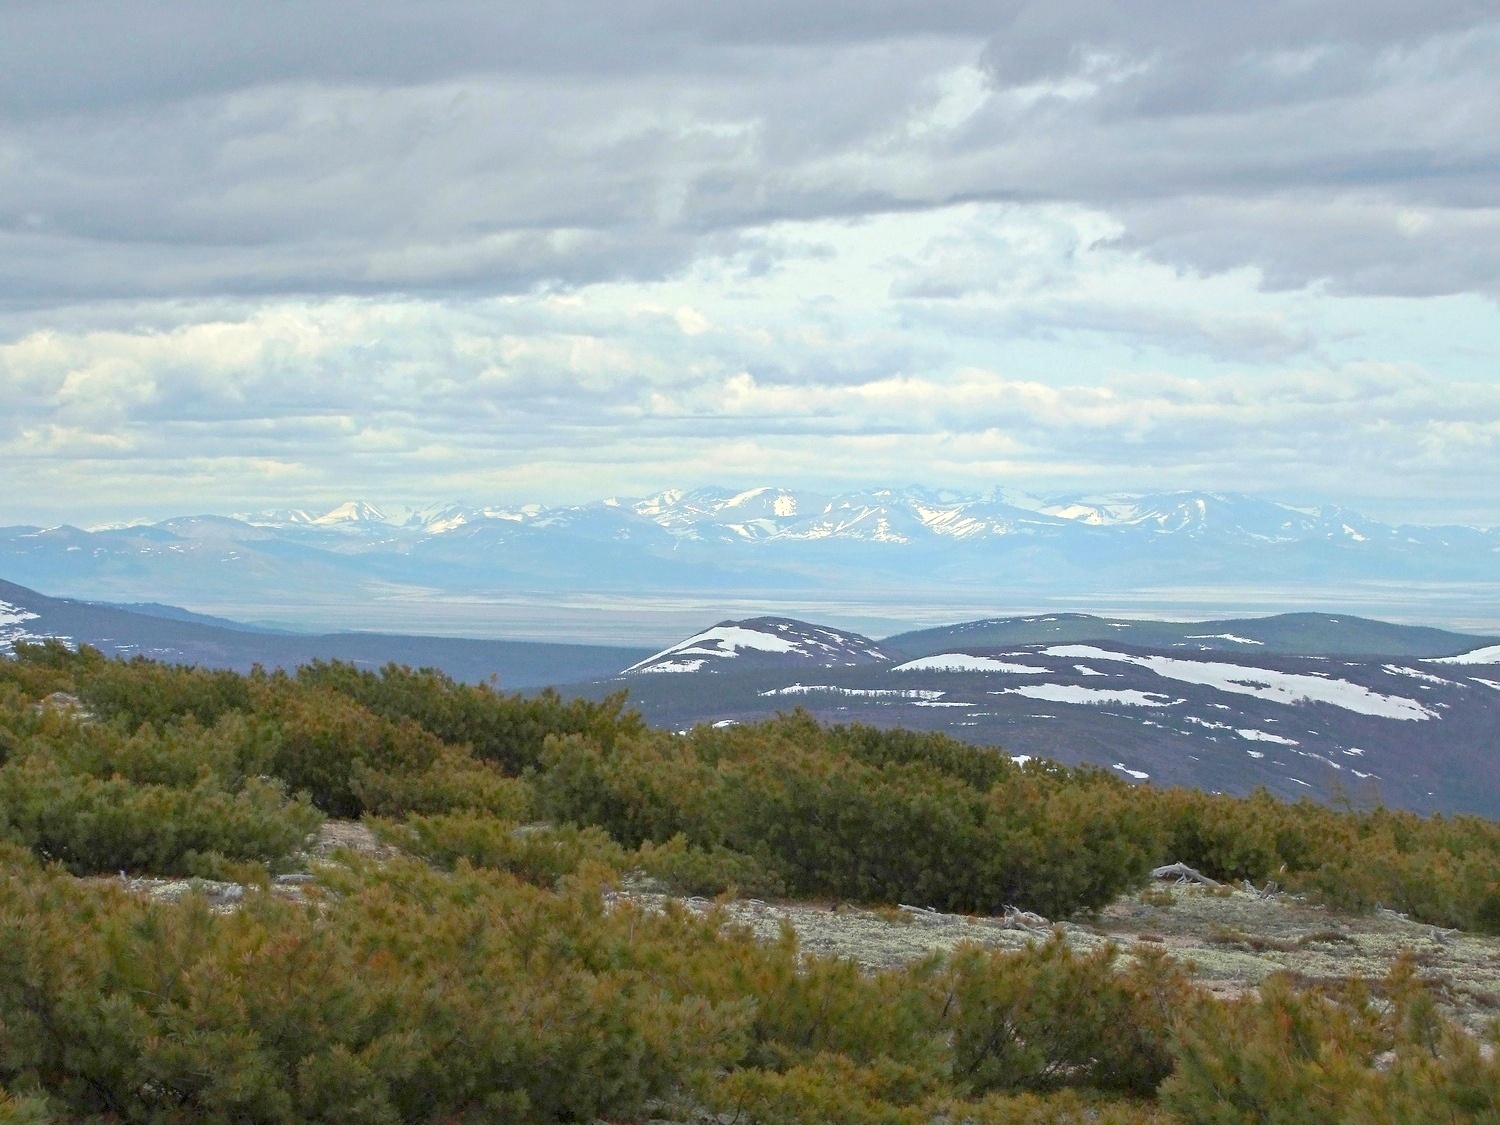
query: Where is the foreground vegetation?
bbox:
[0,642,1498,1122]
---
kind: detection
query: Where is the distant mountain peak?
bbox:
[311,500,389,525]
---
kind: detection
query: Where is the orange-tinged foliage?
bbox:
[1,644,1500,1120]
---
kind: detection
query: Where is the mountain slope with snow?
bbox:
[623,617,892,674]
[598,616,1500,817]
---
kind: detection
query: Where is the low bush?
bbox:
[376,813,627,887]
[1153,788,1500,932]
[536,721,1159,918]
[948,936,1190,1096]
[1161,958,1500,1121]
[0,849,750,1123]
[0,755,320,876]
[295,659,643,773]
[635,834,786,898]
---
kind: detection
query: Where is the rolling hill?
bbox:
[0,578,649,689]
[600,615,1500,817]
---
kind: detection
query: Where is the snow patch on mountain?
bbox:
[993,684,1181,707]
[892,654,1048,674]
[1383,665,1454,685]
[1238,729,1300,746]
[1429,644,1500,666]
[0,599,45,651]
[622,617,891,675]
[761,685,945,700]
[1043,646,1436,721]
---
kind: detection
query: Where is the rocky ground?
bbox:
[102,821,1500,1036]
[619,875,1500,1035]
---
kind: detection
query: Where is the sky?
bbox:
[2,0,1499,527]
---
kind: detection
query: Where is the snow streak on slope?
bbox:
[994,685,1180,707]
[1042,646,1436,720]
[1429,644,1500,665]
[760,685,945,700]
[892,654,1047,674]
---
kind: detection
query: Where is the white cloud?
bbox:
[1,200,1497,524]
[0,3,1497,525]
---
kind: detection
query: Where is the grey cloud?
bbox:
[1,2,1498,304]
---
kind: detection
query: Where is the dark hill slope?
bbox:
[884,612,1497,659]
[0,579,648,688]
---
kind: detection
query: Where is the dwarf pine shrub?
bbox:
[947,935,1191,1096]
[295,659,643,773]
[1160,958,1500,1122]
[536,721,1158,918]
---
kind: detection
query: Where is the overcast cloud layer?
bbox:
[2,0,1499,525]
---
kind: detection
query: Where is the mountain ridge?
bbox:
[9,486,1498,637]
[594,615,1500,817]
[0,578,650,688]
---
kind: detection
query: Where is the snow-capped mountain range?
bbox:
[4,486,1498,638]
[225,486,1452,547]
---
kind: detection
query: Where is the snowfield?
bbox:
[892,654,1048,674]
[1429,644,1500,666]
[624,619,890,674]
[0,599,44,652]
[1041,646,1436,721]
[993,684,1181,707]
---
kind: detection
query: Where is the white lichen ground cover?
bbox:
[100,821,1500,1036]
[619,881,1500,1035]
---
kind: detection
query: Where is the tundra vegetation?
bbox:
[0,642,1497,1122]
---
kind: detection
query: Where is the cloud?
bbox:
[0,2,1498,302]
[1,6,1499,526]
[2,202,1496,525]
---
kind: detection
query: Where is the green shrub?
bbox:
[1161,959,1500,1122]
[251,680,450,817]
[0,851,749,1123]
[73,654,255,730]
[947,935,1190,1096]
[0,755,320,876]
[348,749,534,819]
[701,1053,931,1125]
[0,1088,53,1125]
[537,721,1158,918]
[296,660,643,773]
[1152,787,1500,932]
[635,835,785,898]
[0,708,280,791]
[376,813,627,886]
[0,639,102,701]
